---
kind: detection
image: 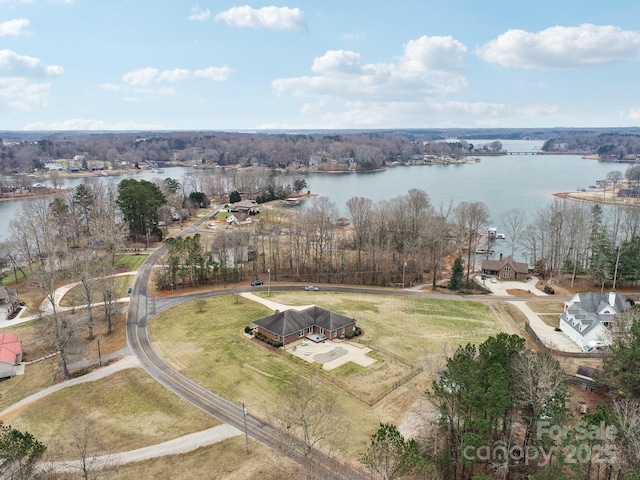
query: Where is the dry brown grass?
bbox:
[9,368,219,461]
[105,437,303,480]
[526,301,564,314]
[148,291,508,457]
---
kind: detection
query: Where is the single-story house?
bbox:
[481,255,529,279]
[0,332,22,378]
[252,306,357,346]
[0,286,19,321]
[228,200,259,214]
[559,292,631,349]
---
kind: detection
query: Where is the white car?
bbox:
[304,285,319,291]
[491,277,497,283]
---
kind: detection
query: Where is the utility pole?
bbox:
[242,402,250,454]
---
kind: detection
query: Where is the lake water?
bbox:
[0,140,622,245]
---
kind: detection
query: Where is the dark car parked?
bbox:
[251,279,264,286]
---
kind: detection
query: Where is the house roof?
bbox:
[0,332,21,365]
[0,286,18,305]
[560,292,630,337]
[481,256,528,274]
[253,306,356,337]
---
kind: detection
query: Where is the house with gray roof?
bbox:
[252,306,357,346]
[559,292,631,349]
[0,287,19,321]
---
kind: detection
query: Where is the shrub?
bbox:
[345,331,355,339]
[543,285,555,295]
[354,327,362,336]
[244,326,253,334]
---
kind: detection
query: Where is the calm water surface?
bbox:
[0,140,622,243]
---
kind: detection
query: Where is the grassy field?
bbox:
[7,368,219,461]
[99,436,302,480]
[148,291,502,456]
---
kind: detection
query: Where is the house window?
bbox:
[503,265,511,278]
[307,326,313,333]
[299,330,304,337]
[319,328,325,335]
[275,334,280,341]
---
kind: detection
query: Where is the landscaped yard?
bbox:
[148,291,503,456]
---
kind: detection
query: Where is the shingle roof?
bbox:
[481,256,528,274]
[560,292,630,337]
[253,306,356,337]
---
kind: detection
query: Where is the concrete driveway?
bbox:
[475,275,547,296]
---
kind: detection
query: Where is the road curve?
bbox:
[126,216,367,479]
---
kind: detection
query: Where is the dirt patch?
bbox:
[506,288,535,297]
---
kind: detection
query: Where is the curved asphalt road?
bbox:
[126,214,571,477]
[126,216,368,479]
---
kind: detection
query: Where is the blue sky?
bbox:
[2,0,640,131]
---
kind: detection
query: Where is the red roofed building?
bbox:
[0,332,22,378]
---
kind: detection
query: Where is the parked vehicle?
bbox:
[491,277,497,283]
[304,285,319,291]
[251,279,263,286]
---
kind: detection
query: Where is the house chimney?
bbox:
[608,292,616,307]
[499,253,503,261]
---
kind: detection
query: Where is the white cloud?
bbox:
[273,35,468,103]
[215,5,306,31]
[477,24,640,69]
[120,65,233,89]
[0,50,62,111]
[189,4,210,22]
[0,49,63,77]
[109,65,233,99]
[0,18,30,36]
[122,67,160,87]
[194,66,234,81]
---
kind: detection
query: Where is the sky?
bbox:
[2,0,640,131]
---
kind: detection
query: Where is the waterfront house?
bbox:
[481,255,529,279]
[559,292,631,349]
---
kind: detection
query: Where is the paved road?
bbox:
[126,213,367,479]
[124,210,584,477]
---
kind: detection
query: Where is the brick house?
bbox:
[481,255,529,279]
[253,306,357,346]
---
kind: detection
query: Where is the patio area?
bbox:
[285,339,377,371]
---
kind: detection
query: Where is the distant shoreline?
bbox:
[0,188,72,203]
[554,189,640,207]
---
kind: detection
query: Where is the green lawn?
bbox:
[115,253,148,270]
[149,291,502,455]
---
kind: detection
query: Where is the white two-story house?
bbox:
[559,292,631,349]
